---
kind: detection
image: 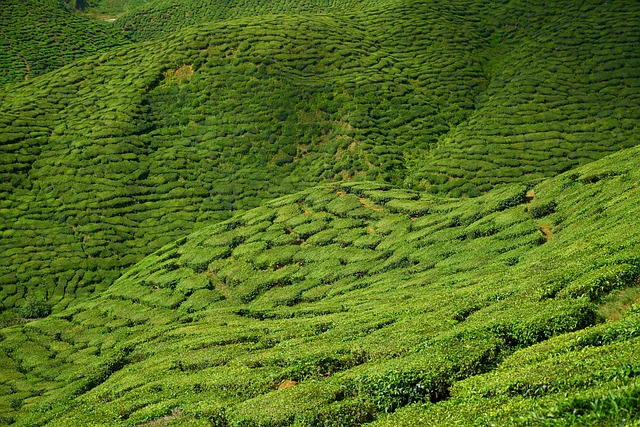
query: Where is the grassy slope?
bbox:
[407,0,640,196]
[114,0,387,42]
[80,0,153,20]
[0,0,490,312]
[0,143,638,426]
[0,0,128,86]
[1,0,639,314]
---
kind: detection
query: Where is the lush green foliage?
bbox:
[1,146,639,425]
[0,0,488,311]
[408,1,640,196]
[17,295,51,319]
[113,0,386,42]
[1,0,640,425]
[78,0,152,19]
[2,0,639,314]
[0,0,128,85]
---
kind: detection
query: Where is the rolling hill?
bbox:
[1,0,492,311]
[1,142,639,425]
[0,0,128,86]
[408,0,640,195]
[1,0,640,425]
[1,0,639,315]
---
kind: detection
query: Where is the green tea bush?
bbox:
[18,295,51,319]
[0,0,128,85]
[559,263,640,302]
[1,1,640,425]
[530,200,557,219]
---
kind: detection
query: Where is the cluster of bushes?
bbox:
[2,146,640,424]
[0,0,127,85]
[411,0,640,196]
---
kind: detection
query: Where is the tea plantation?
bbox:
[112,0,388,42]
[1,0,640,425]
[1,143,639,426]
[0,0,128,85]
[0,0,492,311]
[2,0,639,315]
[408,0,640,196]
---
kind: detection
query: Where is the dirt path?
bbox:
[0,28,31,80]
[539,223,553,241]
[359,198,382,211]
[525,189,536,208]
[526,190,553,241]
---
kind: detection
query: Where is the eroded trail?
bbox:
[526,190,553,241]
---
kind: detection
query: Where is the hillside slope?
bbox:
[0,0,128,85]
[1,0,639,314]
[0,1,490,311]
[0,143,638,426]
[408,0,640,196]
[114,0,386,42]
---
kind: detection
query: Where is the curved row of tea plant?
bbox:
[114,0,386,42]
[0,0,127,85]
[1,145,639,425]
[0,2,490,311]
[408,0,640,196]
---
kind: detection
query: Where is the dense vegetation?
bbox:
[0,0,128,85]
[408,1,640,196]
[1,0,639,424]
[2,0,639,316]
[113,0,386,42]
[1,144,639,425]
[77,0,152,20]
[0,0,487,312]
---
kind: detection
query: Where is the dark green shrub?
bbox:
[19,295,51,319]
[0,310,22,327]
[530,200,557,218]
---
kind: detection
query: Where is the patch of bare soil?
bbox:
[540,223,553,241]
[278,379,298,390]
[359,198,381,211]
[136,408,182,426]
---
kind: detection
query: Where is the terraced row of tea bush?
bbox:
[373,312,640,426]
[0,2,491,311]
[113,0,387,42]
[0,0,128,85]
[77,0,151,20]
[1,144,638,426]
[1,0,639,317]
[407,0,640,196]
